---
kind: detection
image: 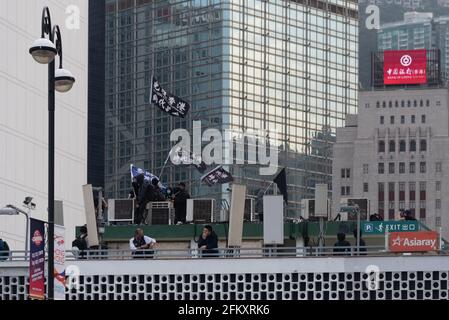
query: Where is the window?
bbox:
[365,103,370,108]
[363,183,369,193]
[376,101,380,108]
[436,162,442,173]
[420,139,427,152]
[407,100,411,107]
[399,182,405,192]
[421,115,426,123]
[378,163,384,174]
[409,201,416,209]
[400,115,405,124]
[420,182,426,191]
[389,182,395,192]
[410,162,416,174]
[411,115,415,124]
[378,182,385,193]
[395,101,399,107]
[382,101,386,108]
[401,100,405,108]
[346,186,350,196]
[389,101,392,108]
[410,140,416,152]
[420,200,426,209]
[436,100,441,106]
[389,201,395,210]
[389,140,395,152]
[341,168,350,178]
[409,182,416,192]
[399,162,405,174]
[341,186,350,196]
[420,162,426,173]
[436,181,441,192]
[390,116,394,124]
[426,100,430,107]
[399,201,405,210]
[436,199,441,210]
[436,217,441,227]
[414,100,417,107]
[378,141,385,153]
[420,100,423,107]
[380,116,384,125]
[389,163,395,174]
[363,164,369,174]
[399,140,406,152]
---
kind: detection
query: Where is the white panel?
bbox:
[263,196,284,244]
[228,184,246,247]
[82,184,99,247]
[314,184,328,217]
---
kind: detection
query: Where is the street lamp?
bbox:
[29,6,75,300]
[0,205,30,260]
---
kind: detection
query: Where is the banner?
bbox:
[151,77,190,118]
[130,165,159,183]
[54,225,66,300]
[362,220,419,235]
[201,166,233,186]
[29,218,45,300]
[389,231,439,252]
[384,49,427,85]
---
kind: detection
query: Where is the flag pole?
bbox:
[263,181,274,195]
[159,150,172,179]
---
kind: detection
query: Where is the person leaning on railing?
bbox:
[130,228,156,259]
[198,225,219,258]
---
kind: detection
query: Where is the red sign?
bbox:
[389,231,439,252]
[384,49,427,85]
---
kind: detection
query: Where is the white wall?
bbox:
[0,0,88,249]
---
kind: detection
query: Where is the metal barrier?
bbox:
[1,246,448,262]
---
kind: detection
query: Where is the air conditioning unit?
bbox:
[108,199,134,224]
[244,198,255,222]
[186,199,215,223]
[145,201,173,225]
[301,199,331,220]
[300,199,315,220]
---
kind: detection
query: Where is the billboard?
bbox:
[389,231,439,252]
[384,49,427,85]
[54,225,66,300]
[29,218,45,300]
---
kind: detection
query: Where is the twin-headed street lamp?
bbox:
[29,6,75,300]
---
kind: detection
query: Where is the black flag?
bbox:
[273,168,288,204]
[151,77,190,118]
[201,166,233,186]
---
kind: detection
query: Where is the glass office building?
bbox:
[104,0,358,216]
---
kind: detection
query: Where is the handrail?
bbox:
[1,246,449,262]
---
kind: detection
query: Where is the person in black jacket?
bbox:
[173,182,190,224]
[198,225,219,258]
[134,174,151,224]
[333,233,351,256]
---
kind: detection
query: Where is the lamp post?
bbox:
[29,7,75,300]
[0,205,30,260]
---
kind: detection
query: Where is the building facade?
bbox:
[333,88,449,238]
[0,0,88,249]
[378,12,449,80]
[104,0,358,215]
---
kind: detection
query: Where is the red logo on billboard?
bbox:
[32,230,43,246]
[384,49,427,85]
[389,231,439,252]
